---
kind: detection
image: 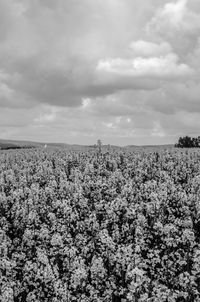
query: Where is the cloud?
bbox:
[0,0,200,144]
[0,82,13,104]
[147,0,200,56]
[0,0,195,109]
[148,0,188,30]
[0,0,185,109]
[151,121,166,137]
[34,106,59,124]
[129,40,172,57]
[97,53,193,79]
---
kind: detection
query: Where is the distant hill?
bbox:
[126,144,174,150]
[0,139,174,151]
[0,140,38,150]
[0,139,43,149]
[0,139,94,151]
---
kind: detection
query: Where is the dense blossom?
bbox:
[1,148,200,301]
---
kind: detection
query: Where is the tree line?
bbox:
[175,136,200,148]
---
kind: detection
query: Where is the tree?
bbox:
[175,136,199,148]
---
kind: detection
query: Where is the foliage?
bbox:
[175,136,200,148]
[1,148,200,301]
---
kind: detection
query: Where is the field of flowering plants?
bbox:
[1,147,200,302]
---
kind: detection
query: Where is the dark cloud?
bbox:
[0,0,200,144]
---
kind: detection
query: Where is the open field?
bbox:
[1,147,200,301]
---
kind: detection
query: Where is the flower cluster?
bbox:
[1,148,200,301]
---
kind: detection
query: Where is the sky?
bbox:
[0,0,200,145]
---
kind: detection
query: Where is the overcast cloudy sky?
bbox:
[0,0,200,145]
